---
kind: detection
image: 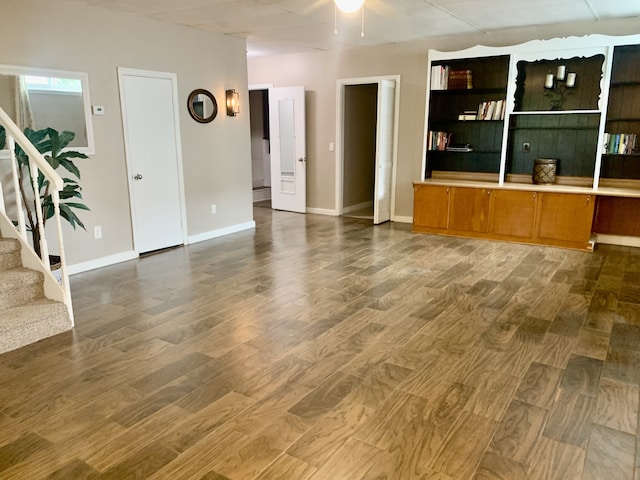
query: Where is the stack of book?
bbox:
[430,65,449,90]
[430,66,473,90]
[446,143,473,152]
[477,100,505,120]
[448,69,473,90]
[603,133,638,154]
[427,131,452,151]
[458,111,477,121]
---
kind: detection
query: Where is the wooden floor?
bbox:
[1,206,639,480]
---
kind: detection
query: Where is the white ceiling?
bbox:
[68,0,640,57]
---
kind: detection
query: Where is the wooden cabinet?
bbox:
[413,184,449,231]
[449,187,490,233]
[535,193,595,247]
[593,196,640,237]
[413,183,596,250]
[489,189,537,239]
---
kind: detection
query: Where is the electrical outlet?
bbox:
[211,204,217,214]
[523,142,531,153]
[94,226,102,239]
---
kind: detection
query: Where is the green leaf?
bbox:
[63,202,90,211]
[58,158,80,178]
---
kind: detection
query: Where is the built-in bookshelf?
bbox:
[601,44,640,180]
[425,55,509,178]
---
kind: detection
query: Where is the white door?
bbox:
[373,79,396,224]
[269,86,306,213]
[118,69,185,253]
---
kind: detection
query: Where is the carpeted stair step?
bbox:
[0,237,22,272]
[0,298,71,354]
[0,267,44,310]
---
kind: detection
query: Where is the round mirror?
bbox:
[187,89,217,123]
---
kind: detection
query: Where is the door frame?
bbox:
[117,67,188,253]
[335,75,401,218]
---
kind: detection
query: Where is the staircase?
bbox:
[0,235,71,354]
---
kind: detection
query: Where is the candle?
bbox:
[545,73,554,88]
[566,72,576,87]
[557,65,566,81]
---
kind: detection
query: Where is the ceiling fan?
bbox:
[301,0,394,36]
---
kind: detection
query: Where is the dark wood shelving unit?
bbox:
[601,44,640,180]
[425,55,509,178]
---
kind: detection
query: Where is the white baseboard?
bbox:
[392,215,413,224]
[68,250,138,275]
[595,234,640,248]
[307,207,339,216]
[188,221,256,244]
[343,201,373,214]
[252,188,271,202]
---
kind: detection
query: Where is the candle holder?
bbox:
[543,65,576,110]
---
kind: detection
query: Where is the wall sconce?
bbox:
[226,89,239,116]
[544,65,576,110]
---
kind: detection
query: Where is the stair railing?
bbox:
[0,106,73,324]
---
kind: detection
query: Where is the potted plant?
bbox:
[0,126,89,263]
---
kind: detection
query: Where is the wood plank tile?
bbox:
[527,436,585,480]
[582,424,636,480]
[287,371,363,421]
[514,362,562,409]
[254,454,316,480]
[462,370,520,421]
[353,390,431,450]
[593,377,639,435]
[44,459,99,480]
[287,401,371,467]
[488,400,547,466]
[602,347,640,385]
[543,389,595,448]
[158,392,254,454]
[306,437,383,480]
[559,354,603,398]
[0,432,52,473]
[345,362,413,409]
[130,352,213,393]
[430,411,497,479]
[96,443,177,480]
[473,452,529,480]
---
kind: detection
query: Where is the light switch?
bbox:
[92,105,105,115]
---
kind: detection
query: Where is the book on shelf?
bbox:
[430,65,448,90]
[603,133,638,154]
[477,99,505,120]
[427,131,452,151]
[446,143,473,152]
[430,66,473,90]
[458,113,477,121]
[447,69,473,90]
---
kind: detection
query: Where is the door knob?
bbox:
[298,157,306,162]
[133,174,143,180]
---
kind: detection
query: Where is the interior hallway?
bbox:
[0,206,639,479]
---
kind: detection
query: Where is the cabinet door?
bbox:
[449,187,490,233]
[489,189,537,239]
[536,193,595,245]
[593,197,640,237]
[413,184,450,230]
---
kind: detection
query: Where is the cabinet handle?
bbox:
[487,190,491,196]
[446,187,449,193]
[586,195,591,205]
[532,192,537,201]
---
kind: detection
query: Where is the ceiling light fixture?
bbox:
[334,0,365,37]
[334,0,365,14]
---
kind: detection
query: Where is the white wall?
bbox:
[0,0,253,267]
[248,16,640,219]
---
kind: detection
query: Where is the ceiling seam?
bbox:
[421,0,488,33]
[582,0,600,20]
